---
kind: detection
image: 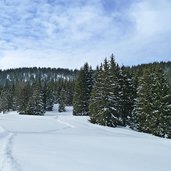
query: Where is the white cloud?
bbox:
[130,0,171,38]
[0,0,170,69]
[111,0,171,65]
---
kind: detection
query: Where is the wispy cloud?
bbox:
[0,0,170,69]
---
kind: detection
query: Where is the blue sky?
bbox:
[0,0,171,69]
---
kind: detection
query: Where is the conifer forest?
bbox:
[0,55,171,138]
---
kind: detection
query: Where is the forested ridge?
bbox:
[0,67,78,114]
[0,67,78,85]
[0,57,171,138]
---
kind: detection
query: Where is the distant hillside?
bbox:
[0,67,78,114]
[0,67,78,86]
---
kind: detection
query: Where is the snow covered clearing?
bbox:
[0,105,171,171]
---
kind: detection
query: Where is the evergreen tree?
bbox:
[73,63,93,116]
[89,56,121,127]
[15,83,31,114]
[64,80,74,106]
[131,66,171,138]
[43,83,54,111]
[58,89,66,112]
[26,81,45,115]
[89,64,105,124]
[117,66,135,126]
[0,89,9,113]
[150,66,171,137]
[130,69,153,131]
[0,86,15,113]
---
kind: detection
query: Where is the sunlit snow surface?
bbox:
[0,105,171,171]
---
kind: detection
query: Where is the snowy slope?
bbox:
[0,105,171,171]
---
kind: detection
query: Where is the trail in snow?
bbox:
[56,118,76,129]
[0,107,76,171]
[0,105,171,171]
[0,127,21,171]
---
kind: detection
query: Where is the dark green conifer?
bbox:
[73,63,93,116]
[15,83,31,114]
[26,81,45,115]
[43,83,54,111]
[89,56,121,127]
[0,89,9,113]
[58,89,66,112]
[117,66,135,126]
[131,66,171,138]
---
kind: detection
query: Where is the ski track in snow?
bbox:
[0,116,75,171]
[6,127,72,135]
[56,118,76,129]
[0,115,162,171]
[0,127,21,171]
[0,106,171,171]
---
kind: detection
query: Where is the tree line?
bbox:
[73,55,171,138]
[0,57,170,138]
[0,67,77,114]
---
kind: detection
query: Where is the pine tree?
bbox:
[89,56,121,127]
[43,83,54,111]
[130,69,153,132]
[73,63,93,116]
[150,66,171,137]
[15,83,31,114]
[108,55,121,125]
[0,86,15,113]
[89,64,105,124]
[0,89,9,113]
[64,80,74,106]
[58,89,66,112]
[26,81,45,115]
[117,66,135,126]
[131,66,171,138]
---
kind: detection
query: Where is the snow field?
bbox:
[0,105,171,171]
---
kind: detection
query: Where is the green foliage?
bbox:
[89,56,122,127]
[73,63,93,116]
[0,60,170,139]
[117,66,136,126]
[0,67,76,115]
[43,83,54,111]
[0,89,9,113]
[15,83,31,114]
[130,66,171,138]
[26,81,45,115]
[89,56,171,138]
[58,89,66,112]
[0,86,15,113]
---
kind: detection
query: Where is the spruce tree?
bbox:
[15,83,31,114]
[131,66,171,138]
[26,81,45,115]
[43,83,54,111]
[73,63,93,116]
[89,56,121,127]
[150,66,171,137]
[58,89,66,112]
[64,80,74,106]
[89,65,103,123]
[117,66,135,126]
[130,69,153,132]
[0,89,9,113]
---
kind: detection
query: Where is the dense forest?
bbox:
[0,56,171,138]
[73,55,171,138]
[0,67,78,114]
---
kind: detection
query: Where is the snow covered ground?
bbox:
[0,105,171,171]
